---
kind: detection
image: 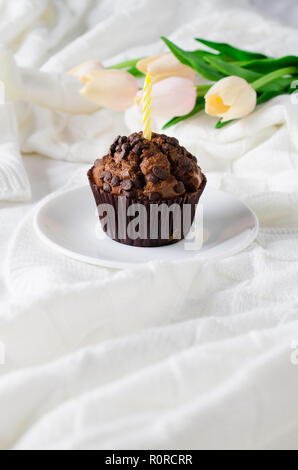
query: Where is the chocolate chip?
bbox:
[122,179,133,191]
[100,171,111,181]
[161,143,172,153]
[118,143,130,159]
[128,132,137,140]
[145,173,159,184]
[169,137,179,145]
[134,176,145,189]
[109,141,117,154]
[103,183,111,192]
[118,148,127,159]
[111,175,120,187]
[132,143,143,156]
[103,171,112,182]
[149,192,161,202]
[178,156,194,173]
[152,166,167,180]
[174,181,185,194]
[116,144,122,152]
[113,135,121,145]
[130,134,143,146]
[119,136,127,144]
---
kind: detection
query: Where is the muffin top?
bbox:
[92,132,205,201]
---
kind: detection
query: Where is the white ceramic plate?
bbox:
[34,185,259,269]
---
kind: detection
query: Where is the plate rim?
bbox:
[34,185,259,269]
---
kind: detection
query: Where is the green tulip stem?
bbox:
[109,58,145,70]
[252,66,298,90]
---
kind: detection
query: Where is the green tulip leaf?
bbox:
[109,58,145,77]
[204,55,260,82]
[215,119,232,129]
[205,57,296,94]
[252,66,298,91]
[161,36,224,81]
[110,58,144,70]
[240,56,298,74]
[195,38,268,61]
[126,66,145,78]
[257,90,281,104]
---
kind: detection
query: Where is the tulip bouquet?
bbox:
[70,37,298,129]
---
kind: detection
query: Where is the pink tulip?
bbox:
[137,77,196,118]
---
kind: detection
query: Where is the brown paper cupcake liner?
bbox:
[88,167,207,248]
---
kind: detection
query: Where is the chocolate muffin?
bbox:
[88,132,207,247]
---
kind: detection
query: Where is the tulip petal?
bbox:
[205,76,257,122]
[137,53,196,83]
[148,77,196,118]
[136,56,163,75]
[80,70,139,110]
[69,60,104,80]
[205,93,230,117]
[221,88,256,121]
[148,53,196,83]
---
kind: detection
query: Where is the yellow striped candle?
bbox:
[142,73,152,140]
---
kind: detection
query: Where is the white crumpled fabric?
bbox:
[0,0,298,450]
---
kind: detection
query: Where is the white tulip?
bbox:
[68,60,104,80]
[69,61,138,110]
[137,53,195,83]
[80,69,139,111]
[205,76,257,122]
